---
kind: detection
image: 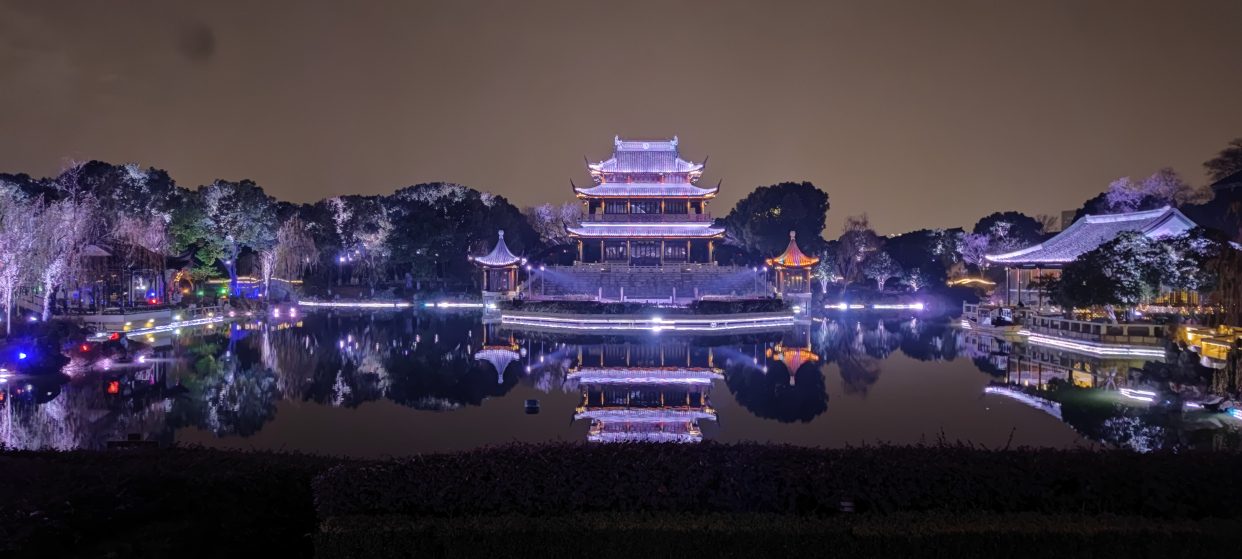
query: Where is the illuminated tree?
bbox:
[523,202,582,247]
[37,163,100,319]
[259,216,318,298]
[0,189,41,334]
[200,180,277,295]
[863,251,903,291]
[811,254,841,293]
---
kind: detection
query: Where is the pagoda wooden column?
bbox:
[577,241,583,263]
[708,241,714,263]
[600,240,604,263]
[660,240,665,265]
[686,240,690,263]
[626,240,631,265]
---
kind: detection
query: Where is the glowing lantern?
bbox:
[107,381,119,394]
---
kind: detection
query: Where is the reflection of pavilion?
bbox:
[568,341,719,443]
[474,326,521,383]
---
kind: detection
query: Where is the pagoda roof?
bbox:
[588,136,705,175]
[574,182,718,198]
[566,222,725,239]
[474,348,520,383]
[470,230,525,267]
[766,232,819,268]
[568,367,723,385]
[986,206,1196,266]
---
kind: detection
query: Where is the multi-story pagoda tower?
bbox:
[568,136,725,266]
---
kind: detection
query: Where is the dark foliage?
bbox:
[972,211,1044,244]
[314,442,1242,520]
[723,182,830,257]
[723,361,829,423]
[317,512,1241,559]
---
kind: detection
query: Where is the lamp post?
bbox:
[540,265,546,297]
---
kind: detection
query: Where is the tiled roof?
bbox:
[986,206,1196,265]
[470,230,525,267]
[588,136,705,175]
[574,182,718,198]
[766,232,819,268]
[566,222,725,238]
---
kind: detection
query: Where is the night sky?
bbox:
[2,0,1240,234]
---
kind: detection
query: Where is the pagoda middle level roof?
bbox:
[588,136,705,176]
[567,222,725,239]
[574,182,719,198]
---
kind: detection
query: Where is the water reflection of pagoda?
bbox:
[568,342,719,443]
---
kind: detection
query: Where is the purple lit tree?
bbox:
[0,189,41,334]
[864,251,903,291]
[523,202,581,247]
[201,180,277,296]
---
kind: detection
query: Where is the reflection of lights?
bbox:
[500,312,796,332]
[301,301,413,309]
[984,386,1062,420]
[138,355,147,364]
[1119,388,1156,403]
[89,316,224,340]
[1026,334,1166,358]
[1184,402,1202,409]
[1229,409,1242,420]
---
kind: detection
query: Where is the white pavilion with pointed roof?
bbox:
[469,230,526,295]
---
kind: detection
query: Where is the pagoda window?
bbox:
[664,200,688,214]
[632,243,660,260]
[631,200,661,214]
[588,199,602,214]
[691,200,703,214]
[664,243,688,262]
[604,200,627,214]
[604,242,627,261]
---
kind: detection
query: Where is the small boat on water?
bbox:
[961,303,1028,337]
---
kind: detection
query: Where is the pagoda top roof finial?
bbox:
[790,231,796,239]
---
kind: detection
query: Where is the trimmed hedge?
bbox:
[314,442,1242,519]
[498,299,791,315]
[0,446,352,558]
[315,512,1242,559]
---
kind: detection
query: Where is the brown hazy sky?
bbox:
[2,0,1240,235]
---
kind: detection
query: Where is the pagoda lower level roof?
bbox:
[567,222,724,238]
[575,182,717,198]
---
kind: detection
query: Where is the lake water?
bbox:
[1,310,1236,457]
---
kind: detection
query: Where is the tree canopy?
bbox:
[723,182,829,257]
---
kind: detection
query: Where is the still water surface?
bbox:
[2,310,1235,457]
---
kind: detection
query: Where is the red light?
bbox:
[109,333,120,341]
[107,381,119,394]
[148,298,158,305]
[81,344,90,352]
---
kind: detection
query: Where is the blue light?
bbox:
[18,352,27,360]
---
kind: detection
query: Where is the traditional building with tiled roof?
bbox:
[568,136,724,265]
[985,206,1197,305]
[469,230,526,295]
[766,231,817,300]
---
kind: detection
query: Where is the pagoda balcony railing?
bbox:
[581,213,712,223]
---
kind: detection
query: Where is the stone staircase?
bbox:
[527,265,768,301]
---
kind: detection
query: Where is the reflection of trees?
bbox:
[386,351,517,410]
[723,359,828,423]
[814,320,882,396]
[167,341,280,437]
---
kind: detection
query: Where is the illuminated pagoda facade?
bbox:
[568,136,724,266]
[569,342,719,443]
[469,230,526,297]
[986,207,1197,306]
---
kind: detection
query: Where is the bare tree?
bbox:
[0,192,42,334]
[959,232,992,272]
[38,164,100,319]
[1033,214,1060,234]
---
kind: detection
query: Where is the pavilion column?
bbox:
[686,240,690,263]
[626,240,631,265]
[660,240,665,265]
[578,241,583,263]
[600,240,604,264]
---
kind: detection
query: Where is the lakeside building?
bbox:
[766,231,816,304]
[568,136,724,266]
[469,230,526,298]
[521,136,764,302]
[985,206,1197,307]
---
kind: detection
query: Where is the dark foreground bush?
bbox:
[498,298,790,315]
[315,512,1242,559]
[0,446,352,558]
[315,442,1242,519]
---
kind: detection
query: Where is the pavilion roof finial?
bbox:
[498,230,505,239]
[790,231,796,239]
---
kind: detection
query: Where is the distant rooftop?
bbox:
[1211,169,1242,191]
[986,206,1196,266]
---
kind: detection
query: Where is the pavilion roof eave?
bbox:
[985,206,1196,266]
[765,232,819,268]
[470,230,526,267]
